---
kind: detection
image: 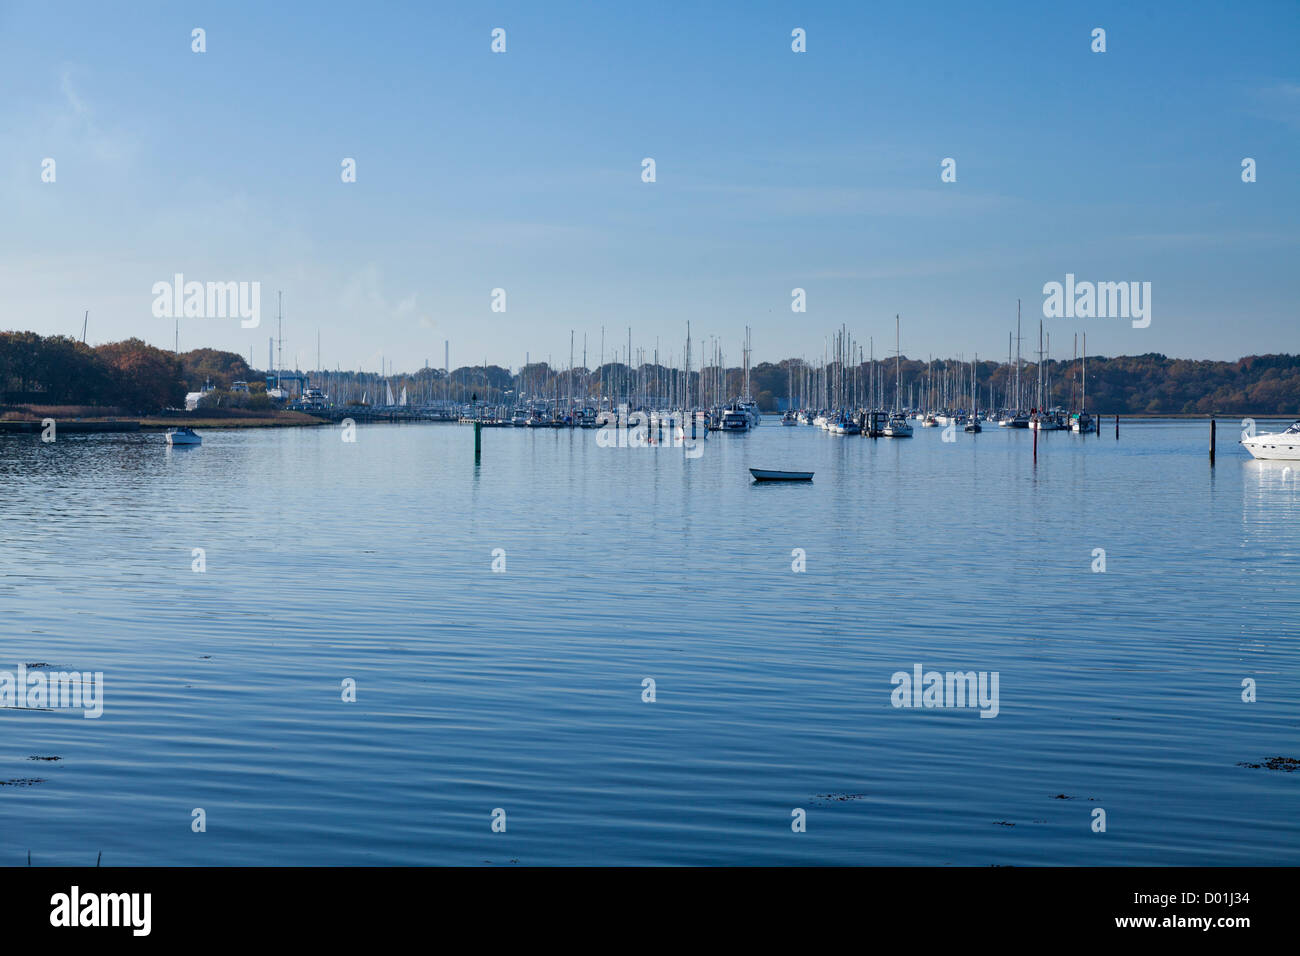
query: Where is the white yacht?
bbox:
[165,427,202,446]
[719,405,750,431]
[1242,421,1300,460]
[882,413,913,438]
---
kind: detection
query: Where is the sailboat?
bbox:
[1070,332,1095,433]
[1000,302,1030,427]
[1029,320,1063,431]
[882,315,913,437]
[964,356,982,432]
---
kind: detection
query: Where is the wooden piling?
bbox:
[1209,418,1216,466]
[1115,415,1119,440]
[474,420,482,461]
[1032,422,1037,463]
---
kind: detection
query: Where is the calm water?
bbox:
[2,417,1297,865]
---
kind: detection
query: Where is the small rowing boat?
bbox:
[749,468,813,482]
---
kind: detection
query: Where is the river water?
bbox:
[1,417,1297,864]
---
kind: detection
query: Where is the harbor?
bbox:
[1,0,1296,915]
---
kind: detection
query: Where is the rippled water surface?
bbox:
[2,418,1297,865]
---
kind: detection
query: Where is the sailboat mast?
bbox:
[1037,319,1043,410]
[894,314,901,411]
[1082,332,1087,413]
[1015,299,1022,410]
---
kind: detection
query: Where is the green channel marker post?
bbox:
[474,420,482,461]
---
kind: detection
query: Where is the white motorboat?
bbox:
[1000,412,1030,428]
[882,413,913,438]
[781,410,798,426]
[165,427,202,446]
[719,405,750,431]
[829,415,860,435]
[1242,420,1300,460]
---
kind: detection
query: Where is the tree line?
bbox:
[3,330,1297,415]
[0,333,258,413]
[745,353,1300,415]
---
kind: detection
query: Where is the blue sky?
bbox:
[2,0,1297,372]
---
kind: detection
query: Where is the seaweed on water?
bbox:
[1238,756,1300,772]
[811,792,869,804]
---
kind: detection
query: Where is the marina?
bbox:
[1,0,1296,915]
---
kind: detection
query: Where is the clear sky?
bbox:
[2,0,1297,373]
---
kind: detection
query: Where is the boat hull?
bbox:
[1242,437,1300,460]
[749,468,813,482]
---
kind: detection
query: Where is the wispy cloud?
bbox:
[55,67,134,163]
[339,265,431,330]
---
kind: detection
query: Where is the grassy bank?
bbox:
[140,411,328,428]
[2,404,328,428]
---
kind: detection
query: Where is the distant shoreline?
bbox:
[0,407,329,431]
[2,410,1293,435]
